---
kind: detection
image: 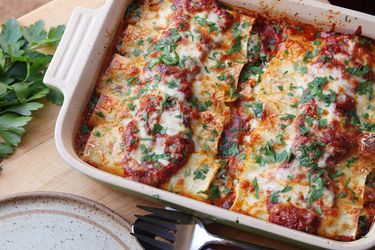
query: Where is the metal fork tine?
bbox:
[133,220,176,242]
[135,214,177,231]
[131,233,174,250]
[137,205,191,222]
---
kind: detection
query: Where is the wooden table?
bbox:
[0,1,300,249]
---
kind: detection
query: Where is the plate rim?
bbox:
[0,191,136,247]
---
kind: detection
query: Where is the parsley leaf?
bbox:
[152,124,164,134]
[294,63,308,75]
[346,65,370,77]
[245,101,263,118]
[357,80,373,100]
[346,156,358,167]
[303,50,314,62]
[270,185,292,204]
[300,77,336,106]
[193,164,209,180]
[255,140,292,166]
[253,177,259,199]
[0,19,65,161]
[363,122,375,132]
[220,141,239,156]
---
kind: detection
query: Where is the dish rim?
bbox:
[44,0,375,249]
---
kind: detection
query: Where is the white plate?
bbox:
[0,192,142,250]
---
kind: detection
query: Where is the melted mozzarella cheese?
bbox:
[159,110,186,136]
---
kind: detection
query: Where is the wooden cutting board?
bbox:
[0,1,300,249]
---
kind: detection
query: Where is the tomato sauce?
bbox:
[267,202,321,234]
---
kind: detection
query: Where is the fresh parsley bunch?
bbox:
[0,18,65,160]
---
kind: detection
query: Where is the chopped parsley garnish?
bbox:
[346,65,370,77]
[239,64,264,83]
[140,145,168,163]
[295,25,304,33]
[151,31,181,67]
[212,129,219,137]
[280,113,296,121]
[184,168,191,177]
[337,192,347,198]
[137,39,144,45]
[193,164,209,180]
[222,186,231,195]
[245,101,263,118]
[193,16,219,33]
[298,141,325,168]
[127,76,140,86]
[130,138,136,145]
[273,24,281,34]
[303,50,314,62]
[363,122,375,132]
[329,168,344,179]
[131,49,142,56]
[95,111,104,118]
[170,28,180,42]
[270,185,292,204]
[346,156,359,167]
[357,80,373,100]
[236,153,246,161]
[298,124,309,135]
[198,100,212,112]
[318,119,327,128]
[345,178,358,201]
[307,175,324,208]
[161,96,175,108]
[249,65,263,75]
[206,184,221,200]
[167,80,179,89]
[294,64,308,75]
[318,54,332,63]
[300,77,336,106]
[312,40,322,45]
[227,23,242,55]
[229,82,239,99]
[152,124,164,134]
[276,134,285,145]
[128,103,136,111]
[198,184,221,200]
[313,205,322,214]
[253,178,259,199]
[140,137,153,141]
[346,108,361,126]
[303,114,313,126]
[148,58,161,69]
[218,74,233,82]
[220,141,239,156]
[280,124,288,130]
[290,102,299,109]
[255,140,292,166]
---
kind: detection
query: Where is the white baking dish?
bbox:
[44,0,375,249]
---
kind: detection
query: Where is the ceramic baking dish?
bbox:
[44,0,375,249]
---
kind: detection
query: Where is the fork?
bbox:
[131,205,273,250]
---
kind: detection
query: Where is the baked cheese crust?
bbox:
[76,0,375,241]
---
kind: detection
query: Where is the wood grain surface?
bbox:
[0,0,51,23]
[0,1,301,249]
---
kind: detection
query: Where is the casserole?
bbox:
[44,0,375,248]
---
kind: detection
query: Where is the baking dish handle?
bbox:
[43,0,114,100]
